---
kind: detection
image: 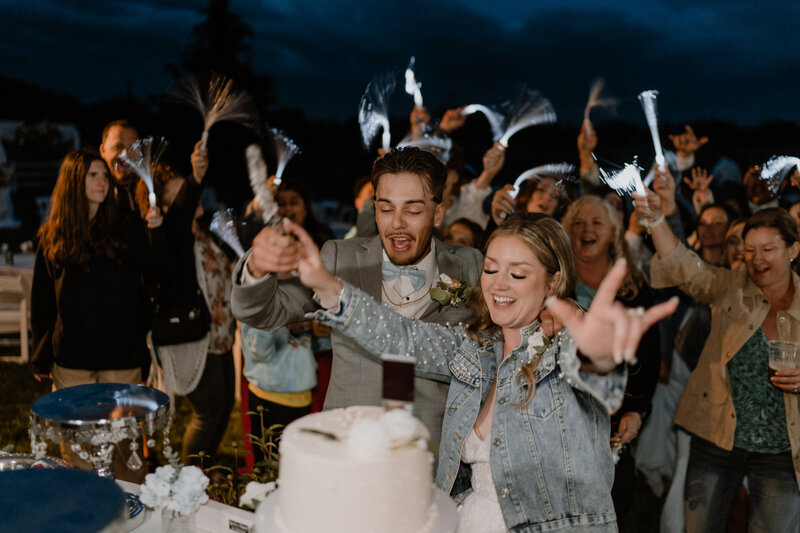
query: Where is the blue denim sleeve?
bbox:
[556,330,627,414]
[309,282,461,380]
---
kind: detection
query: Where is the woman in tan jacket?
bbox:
[634,167,800,533]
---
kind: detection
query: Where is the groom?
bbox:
[231,147,483,447]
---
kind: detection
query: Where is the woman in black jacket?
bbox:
[32,148,161,386]
[31,148,162,482]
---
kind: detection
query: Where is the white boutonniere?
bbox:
[429,273,472,308]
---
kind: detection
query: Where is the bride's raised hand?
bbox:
[283,219,343,306]
[545,259,678,373]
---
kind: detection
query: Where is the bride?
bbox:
[275,212,676,532]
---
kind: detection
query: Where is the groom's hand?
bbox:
[247,222,300,279]
[284,219,343,306]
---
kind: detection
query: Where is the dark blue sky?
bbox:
[2,0,799,125]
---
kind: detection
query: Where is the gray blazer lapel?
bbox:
[418,238,466,321]
[356,237,384,301]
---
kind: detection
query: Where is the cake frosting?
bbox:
[273,406,436,533]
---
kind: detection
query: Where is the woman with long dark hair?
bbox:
[32,148,161,386]
[31,148,162,482]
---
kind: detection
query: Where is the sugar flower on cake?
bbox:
[346,409,428,457]
[384,409,424,446]
[347,417,393,458]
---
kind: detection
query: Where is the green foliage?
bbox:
[430,280,472,308]
[199,406,281,508]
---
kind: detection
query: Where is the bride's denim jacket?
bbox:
[312,283,626,533]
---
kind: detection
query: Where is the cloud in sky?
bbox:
[1,0,798,124]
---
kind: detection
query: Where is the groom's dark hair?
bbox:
[371,147,446,203]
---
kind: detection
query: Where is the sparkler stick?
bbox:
[116,137,166,207]
[268,129,301,187]
[396,135,452,164]
[404,56,423,107]
[174,75,254,149]
[638,90,665,170]
[210,209,246,259]
[461,104,505,141]
[497,87,556,148]
[583,78,616,133]
[245,144,278,224]
[509,163,575,199]
[359,73,396,153]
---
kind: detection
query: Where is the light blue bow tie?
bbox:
[381,262,427,291]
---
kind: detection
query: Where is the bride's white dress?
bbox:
[456,429,507,533]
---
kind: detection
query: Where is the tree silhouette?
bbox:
[174,0,275,110]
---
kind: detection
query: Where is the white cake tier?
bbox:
[275,406,435,533]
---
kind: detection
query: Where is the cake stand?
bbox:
[29,383,170,478]
[254,487,458,533]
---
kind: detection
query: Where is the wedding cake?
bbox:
[269,406,436,533]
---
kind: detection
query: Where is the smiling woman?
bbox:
[274,211,677,532]
[562,195,660,524]
[635,168,800,532]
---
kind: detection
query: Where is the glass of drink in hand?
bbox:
[768,340,800,384]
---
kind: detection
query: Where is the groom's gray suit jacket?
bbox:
[231,236,483,448]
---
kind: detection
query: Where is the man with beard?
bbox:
[98,120,209,212]
[231,147,483,447]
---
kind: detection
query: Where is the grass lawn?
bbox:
[0,362,245,470]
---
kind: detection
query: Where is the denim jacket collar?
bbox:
[453,320,558,388]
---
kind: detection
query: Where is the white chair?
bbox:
[0,274,29,363]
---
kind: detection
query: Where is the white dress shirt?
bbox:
[381,242,439,319]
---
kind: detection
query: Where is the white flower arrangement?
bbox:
[139,446,210,516]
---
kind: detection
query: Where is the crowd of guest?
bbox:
[25,99,800,532]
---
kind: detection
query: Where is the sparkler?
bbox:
[245,144,278,224]
[638,90,665,170]
[210,209,245,259]
[509,163,576,199]
[404,56,423,107]
[583,78,616,133]
[396,135,452,164]
[497,87,556,148]
[461,104,505,141]
[174,75,254,149]
[359,73,396,153]
[758,155,800,195]
[116,137,167,207]
[269,129,301,187]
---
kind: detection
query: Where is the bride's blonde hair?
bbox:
[466,213,576,406]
